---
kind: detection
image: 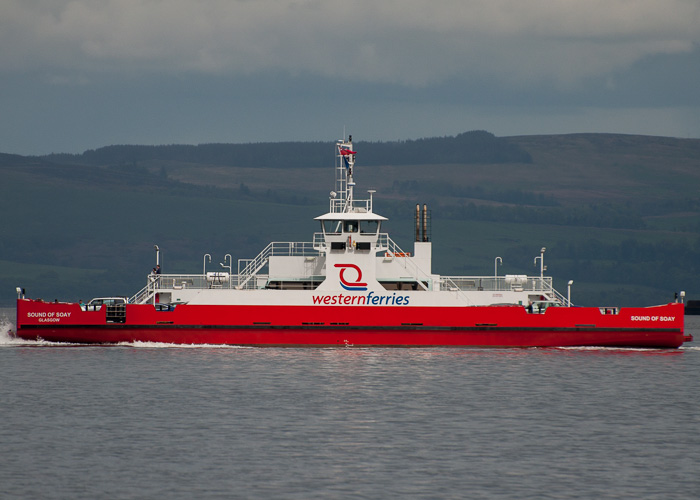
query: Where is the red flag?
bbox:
[339,148,356,156]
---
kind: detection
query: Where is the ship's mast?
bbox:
[334,135,356,214]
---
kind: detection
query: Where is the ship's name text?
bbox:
[27,311,72,323]
[630,315,675,322]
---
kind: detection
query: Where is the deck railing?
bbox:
[442,275,554,292]
[237,241,321,289]
[442,275,565,304]
[131,273,564,303]
[130,274,213,303]
[129,239,565,305]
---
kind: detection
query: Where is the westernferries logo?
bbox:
[311,263,411,305]
[335,263,367,291]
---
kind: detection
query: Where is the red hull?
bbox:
[15,300,689,348]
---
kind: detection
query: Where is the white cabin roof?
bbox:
[314,212,388,221]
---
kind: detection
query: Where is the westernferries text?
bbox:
[312,291,410,305]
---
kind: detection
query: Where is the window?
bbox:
[322,220,342,235]
[360,220,379,235]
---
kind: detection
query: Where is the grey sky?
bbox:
[2,0,699,155]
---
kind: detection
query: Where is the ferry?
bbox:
[14,136,692,348]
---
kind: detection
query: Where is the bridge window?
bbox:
[343,221,358,233]
[360,220,379,235]
[322,220,342,235]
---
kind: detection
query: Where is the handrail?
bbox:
[237,242,273,289]
[129,276,160,304]
[129,244,566,306]
[237,241,321,289]
[382,237,473,302]
[544,279,568,305]
[380,236,430,291]
[441,275,566,305]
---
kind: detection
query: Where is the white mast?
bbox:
[335,135,356,214]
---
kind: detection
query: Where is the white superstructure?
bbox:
[131,136,566,310]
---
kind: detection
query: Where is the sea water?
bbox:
[1,308,699,500]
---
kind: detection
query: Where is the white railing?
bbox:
[544,280,568,305]
[129,283,152,304]
[442,275,566,304]
[443,275,552,291]
[129,241,566,306]
[379,236,432,292]
[237,241,321,289]
[313,232,326,249]
[329,197,373,214]
[237,243,272,289]
[131,272,566,302]
[129,274,211,304]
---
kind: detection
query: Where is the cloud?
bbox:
[2,0,699,88]
[2,0,699,155]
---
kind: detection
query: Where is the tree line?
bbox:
[42,131,532,168]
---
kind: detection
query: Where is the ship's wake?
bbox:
[0,318,41,346]
[1,313,247,349]
[0,328,249,350]
[554,345,695,354]
[114,340,249,349]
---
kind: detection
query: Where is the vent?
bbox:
[106,304,126,323]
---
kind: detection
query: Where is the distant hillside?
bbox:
[507,133,700,203]
[0,153,49,167]
[43,130,532,168]
[1,131,699,308]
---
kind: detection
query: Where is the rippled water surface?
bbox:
[1,309,699,499]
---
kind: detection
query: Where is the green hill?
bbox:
[1,132,698,307]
